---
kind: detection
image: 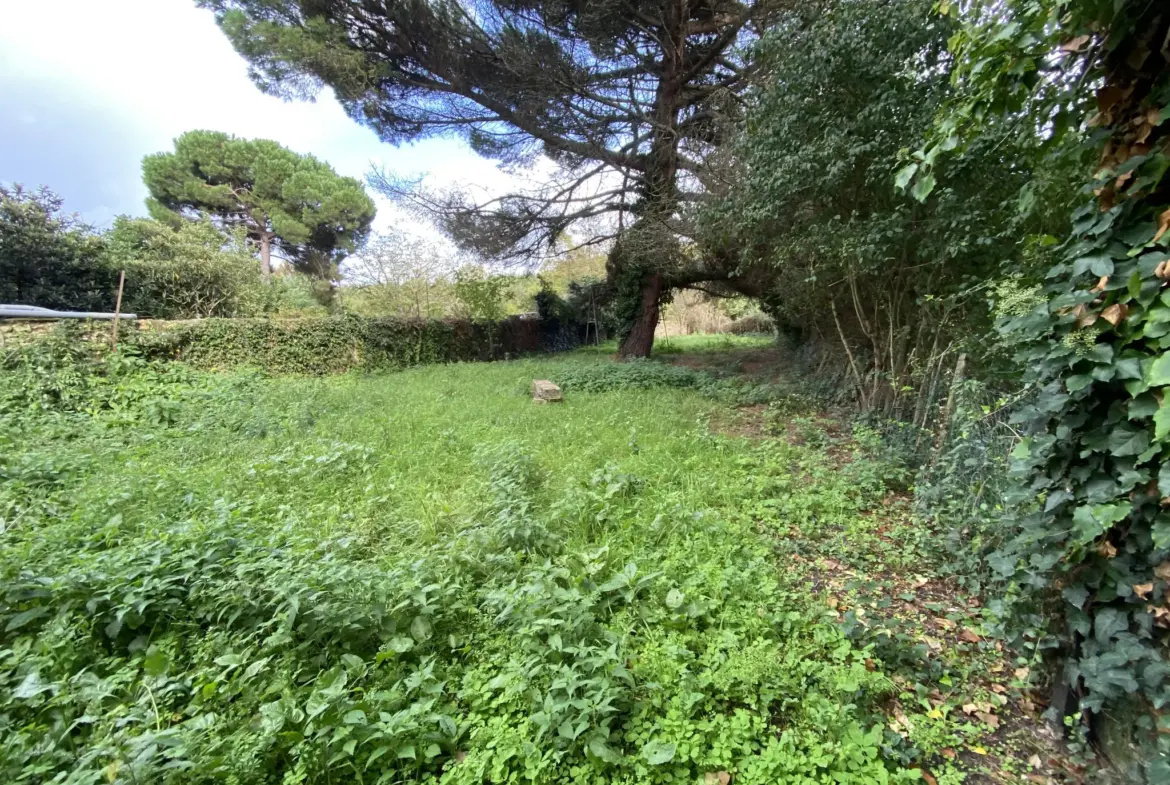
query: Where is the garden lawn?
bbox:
[0,347,1054,784]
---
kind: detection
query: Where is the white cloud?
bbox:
[0,0,514,234]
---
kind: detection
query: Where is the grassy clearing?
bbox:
[0,339,1065,784]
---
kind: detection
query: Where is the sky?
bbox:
[0,0,509,235]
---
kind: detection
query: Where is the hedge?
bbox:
[0,314,582,375]
[121,315,574,374]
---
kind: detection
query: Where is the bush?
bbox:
[0,185,112,311]
[105,217,270,318]
[723,314,775,335]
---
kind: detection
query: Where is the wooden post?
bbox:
[110,270,125,350]
[930,352,967,468]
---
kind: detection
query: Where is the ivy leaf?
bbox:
[641,740,676,765]
[1073,256,1113,277]
[1062,586,1089,609]
[665,588,685,610]
[987,550,1017,577]
[1156,397,1170,440]
[1093,608,1129,645]
[1072,504,1130,545]
[1153,515,1170,550]
[1129,393,1160,419]
[1109,426,1149,456]
[1147,353,1170,386]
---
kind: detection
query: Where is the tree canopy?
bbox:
[0,185,111,311]
[142,130,376,282]
[199,0,773,355]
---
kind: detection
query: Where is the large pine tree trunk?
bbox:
[614,3,685,359]
[619,271,663,358]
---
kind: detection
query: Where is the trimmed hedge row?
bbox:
[113,315,555,374]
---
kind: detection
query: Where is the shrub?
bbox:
[104,217,270,318]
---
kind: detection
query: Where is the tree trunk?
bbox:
[613,4,685,360]
[259,233,273,282]
[619,272,663,358]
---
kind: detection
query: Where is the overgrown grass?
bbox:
[0,341,1060,784]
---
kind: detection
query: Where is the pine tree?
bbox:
[199,0,769,355]
[142,130,376,281]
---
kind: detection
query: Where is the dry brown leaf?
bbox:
[1061,34,1090,52]
[1156,209,1170,244]
[962,703,979,715]
[936,617,955,630]
[1100,303,1127,326]
[941,748,957,760]
[1097,186,1117,211]
[1156,261,1170,280]
[921,770,939,785]
[959,628,982,643]
[976,711,1000,730]
[1155,562,1170,580]
[704,772,731,785]
[990,683,1007,694]
[864,658,876,672]
[1151,605,1170,628]
[1091,275,1110,293]
[1098,85,1125,112]
[1014,667,1031,681]
[1098,540,1118,558]
[1073,303,1099,328]
[1134,582,1154,599]
[1028,753,1043,769]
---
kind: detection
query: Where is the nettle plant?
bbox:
[906,0,1170,774]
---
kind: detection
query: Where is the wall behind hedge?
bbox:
[1,314,581,375]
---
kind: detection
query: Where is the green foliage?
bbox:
[105,216,270,318]
[553,360,714,394]
[703,0,1076,416]
[453,266,510,324]
[120,315,553,374]
[923,0,1170,778]
[0,184,112,310]
[0,323,197,418]
[0,351,923,785]
[142,130,375,278]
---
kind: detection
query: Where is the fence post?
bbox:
[931,352,967,467]
[110,270,126,350]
